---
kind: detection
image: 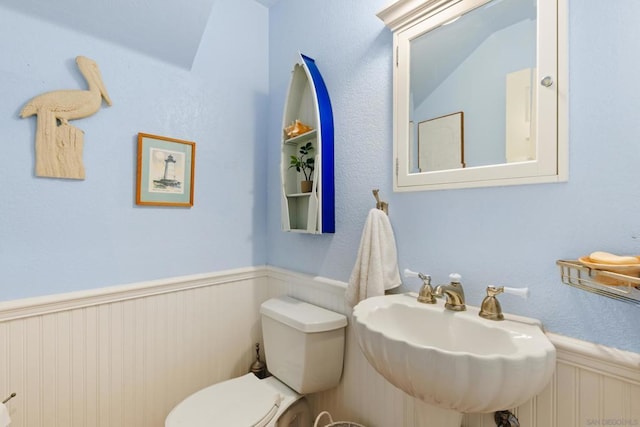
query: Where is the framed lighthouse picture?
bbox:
[136,133,195,207]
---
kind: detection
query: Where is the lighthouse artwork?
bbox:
[136,133,195,207]
[150,149,184,192]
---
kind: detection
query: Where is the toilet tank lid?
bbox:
[260,296,347,333]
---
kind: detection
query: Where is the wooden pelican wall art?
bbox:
[20,56,112,179]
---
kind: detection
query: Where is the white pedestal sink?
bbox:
[352,294,556,425]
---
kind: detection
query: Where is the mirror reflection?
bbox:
[409,0,537,174]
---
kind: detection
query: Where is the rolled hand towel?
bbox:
[346,208,401,307]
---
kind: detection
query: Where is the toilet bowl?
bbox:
[165,296,347,427]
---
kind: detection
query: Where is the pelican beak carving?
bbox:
[77,55,112,107]
[76,55,112,107]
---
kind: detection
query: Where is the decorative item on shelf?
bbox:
[288,141,315,193]
[300,180,313,193]
[284,119,314,139]
[136,133,196,207]
[19,55,112,180]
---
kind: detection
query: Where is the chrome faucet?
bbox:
[434,273,466,311]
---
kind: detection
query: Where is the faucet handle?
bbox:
[405,268,431,282]
[404,268,420,278]
[479,286,529,321]
[449,273,462,283]
[503,287,529,299]
[405,269,436,304]
[417,276,436,304]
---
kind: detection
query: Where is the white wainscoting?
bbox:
[0,266,638,427]
[0,267,272,427]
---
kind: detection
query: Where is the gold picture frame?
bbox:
[136,133,195,207]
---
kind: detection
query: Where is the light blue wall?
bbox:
[266,0,640,353]
[0,0,269,300]
[3,0,639,354]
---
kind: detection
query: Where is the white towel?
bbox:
[346,208,401,307]
[0,403,10,427]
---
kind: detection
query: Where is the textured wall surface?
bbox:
[266,0,640,353]
[2,0,640,356]
[0,0,269,300]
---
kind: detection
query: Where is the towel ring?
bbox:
[372,189,388,215]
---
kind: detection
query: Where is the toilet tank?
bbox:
[260,296,347,394]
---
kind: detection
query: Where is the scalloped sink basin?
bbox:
[353,294,556,414]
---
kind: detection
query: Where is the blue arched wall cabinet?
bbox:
[280,53,335,234]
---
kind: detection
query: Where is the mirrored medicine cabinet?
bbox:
[377,0,568,191]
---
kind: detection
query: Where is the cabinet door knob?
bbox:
[540,76,554,87]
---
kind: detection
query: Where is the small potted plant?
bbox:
[289,142,315,193]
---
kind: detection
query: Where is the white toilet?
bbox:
[165,295,348,427]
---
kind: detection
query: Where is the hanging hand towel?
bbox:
[346,208,401,307]
[0,403,10,427]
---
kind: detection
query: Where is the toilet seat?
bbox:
[165,373,302,427]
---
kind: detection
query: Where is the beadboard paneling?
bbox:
[0,268,270,427]
[1,266,639,427]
